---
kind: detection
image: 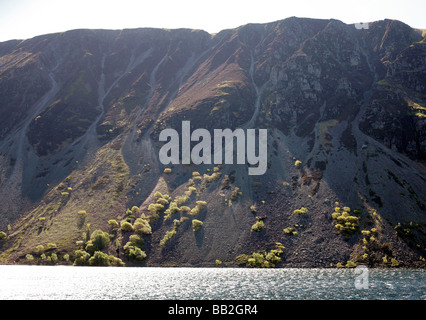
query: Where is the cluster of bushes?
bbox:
[26,252,65,264]
[356,220,400,267]
[73,203,153,266]
[113,207,152,236]
[73,229,124,266]
[163,186,201,220]
[133,217,152,235]
[331,206,360,235]
[147,192,172,221]
[74,249,124,266]
[24,243,70,265]
[236,243,285,268]
[123,234,146,261]
[151,178,208,247]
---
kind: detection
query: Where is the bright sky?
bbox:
[0,0,425,42]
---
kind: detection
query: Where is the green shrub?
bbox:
[295,160,302,167]
[293,207,308,216]
[123,235,145,259]
[190,206,200,216]
[164,168,172,173]
[331,206,359,235]
[160,229,177,247]
[148,203,165,213]
[245,243,284,268]
[180,206,191,213]
[247,252,265,267]
[74,250,91,266]
[109,256,125,266]
[251,220,264,232]
[88,251,110,266]
[133,218,152,235]
[189,201,207,216]
[0,231,7,240]
[192,219,203,232]
[177,195,189,206]
[148,212,160,223]
[90,229,110,251]
[196,200,207,207]
[32,245,45,254]
[123,242,147,261]
[85,241,96,255]
[164,202,180,221]
[120,220,134,232]
[108,219,119,228]
[25,254,34,262]
[129,234,144,247]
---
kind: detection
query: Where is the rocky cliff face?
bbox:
[0,17,424,267]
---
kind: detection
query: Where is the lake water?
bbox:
[0,265,424,300]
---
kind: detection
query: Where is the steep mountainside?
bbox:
[0,17,425,268]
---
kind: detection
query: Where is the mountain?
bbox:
[0,17,425,268]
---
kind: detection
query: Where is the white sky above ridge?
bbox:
[0,0,425,42]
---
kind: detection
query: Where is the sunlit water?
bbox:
[0,266,424,300]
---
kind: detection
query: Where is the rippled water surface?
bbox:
[0,266,424,300]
